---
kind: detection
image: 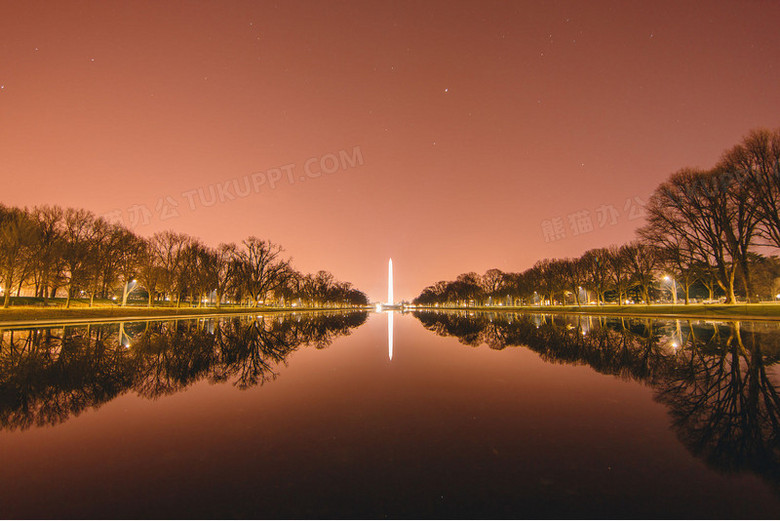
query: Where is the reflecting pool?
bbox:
[0,310,779,518]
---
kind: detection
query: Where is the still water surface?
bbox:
[0,310,779,518]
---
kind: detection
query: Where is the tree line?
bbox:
[0,205,369,308]
[414,128,780,307]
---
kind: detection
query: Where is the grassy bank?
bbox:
[417,303,780,321]
[0,303,367,328]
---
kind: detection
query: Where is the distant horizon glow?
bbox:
[1,1,778,301]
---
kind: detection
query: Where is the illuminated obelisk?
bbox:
[388,258,394,305]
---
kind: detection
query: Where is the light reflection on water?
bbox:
[0,310,779,518]
[388,310,394,360]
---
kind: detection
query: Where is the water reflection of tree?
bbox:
[656,324,780,489]
[414,310,780,492]
[0,312,367,430]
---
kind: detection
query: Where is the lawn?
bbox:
[0,297,357,327]
[427,303,780,320]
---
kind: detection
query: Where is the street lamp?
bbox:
[577,285,587,306]
[663,275,678,305]
[121,278,138,306]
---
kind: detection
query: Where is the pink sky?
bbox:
[1,1,779,301]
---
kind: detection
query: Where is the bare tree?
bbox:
[720,128,780,249]
[644,227,700,305]
[557,259,585,305]
[624,241,658,304]
[0,206,39,307]
[136,239,163,307]
[83,217,116,307]
[641,168,739,303]
[212,243,238,308]
[30,205,65,301]
[529,259,562,305]
[150,231,192,306]
[480,268,505,304]
[114,227,146,306]
[607,245,633,305]
[61,208,99,308]
[235,237,290,306]
[718,165,762,302]
[580,248,611,305]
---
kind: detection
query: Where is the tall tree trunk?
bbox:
[740,260,755,303]
[726,266,737,304]
[41,274,49,304]
[2,272,10,308]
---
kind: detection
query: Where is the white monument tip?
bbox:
[388,258,394,305]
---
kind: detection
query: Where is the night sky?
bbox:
[1,1,779,300]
